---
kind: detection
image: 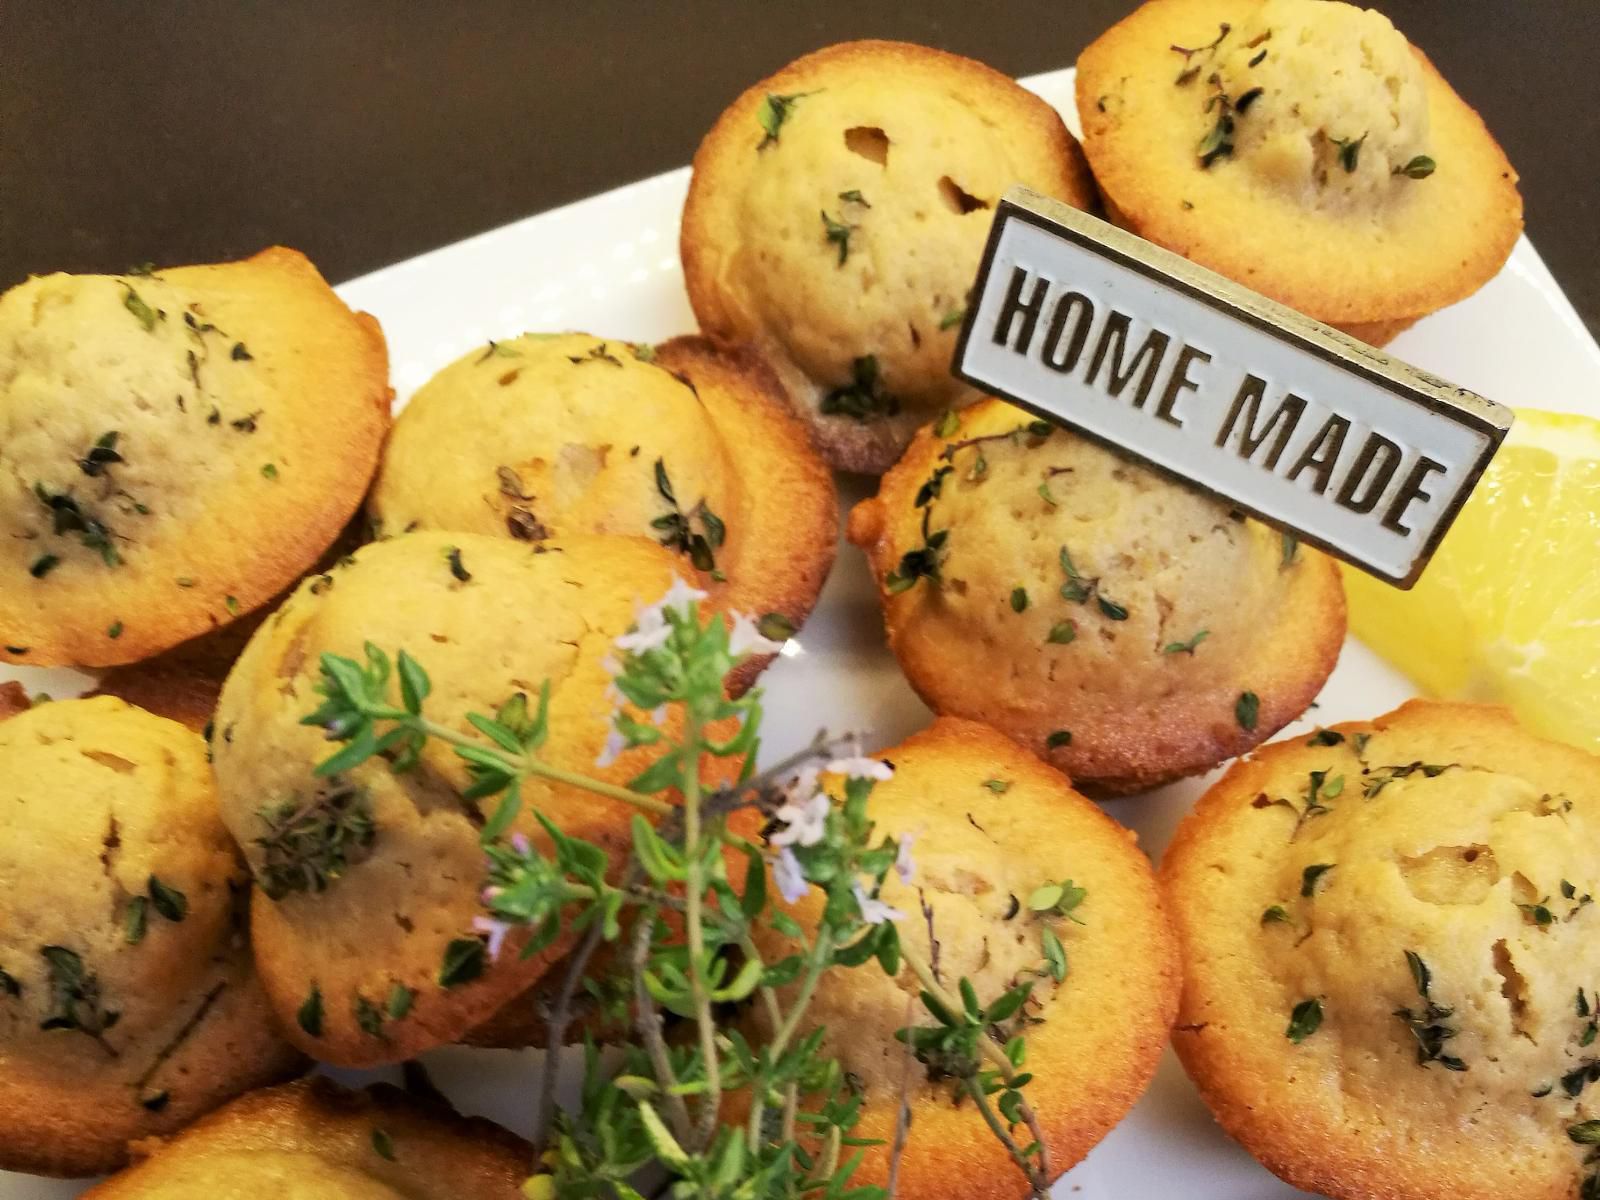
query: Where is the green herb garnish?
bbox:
[124,897,148,945]
[1331,133,1366,173]
[78,431,123,477]
[40,946,119,1055]
[757,612,796,642]
[354,994,386,1039]
[32,484,120,566]
[821,355,898,422]
[1395,950,1465,1070]
[821,210,854,266]
[568,342,623,368]
[297,985,324,1037]
[757,91,813,148]
[254,786,377,899]
[1301,863,1334,897]
[439,937,487,988]
[147,875,188,923]
[1286,998,1322,1043]
[651,459,725,573]
[120,283,160,331]
[1235,691,1260,731]
[386,983,415,1021]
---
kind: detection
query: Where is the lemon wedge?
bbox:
[1343,409,1600,752]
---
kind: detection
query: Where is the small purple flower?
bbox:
[853,882,905,925]
[772,846,810,904]
[771,788,829,848]
[894,832,917,884]
[826,755,893,782]
[614,577,708,656]
[509,832,531,856]
[596,725,627,768]
[473,915,512,961]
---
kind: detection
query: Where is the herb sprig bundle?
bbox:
[300,580,1060,1197]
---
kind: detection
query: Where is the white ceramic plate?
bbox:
[7,66,1600,1199]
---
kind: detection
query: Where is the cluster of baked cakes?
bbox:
[0,2,1557,1198]
[0,250,842,1184]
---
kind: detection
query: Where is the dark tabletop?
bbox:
[6,2,1597,337]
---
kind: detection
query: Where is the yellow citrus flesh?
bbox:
[1343,409,1600,752]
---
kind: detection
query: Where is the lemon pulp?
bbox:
[1343,409,1600,752]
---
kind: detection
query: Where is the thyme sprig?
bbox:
[303,580,1061,1196]
[821,355,899,422]
[1394,950,1466,1071]
[40,946,120,1057]
[757,91,814,149]
[253,785,377,899]
[32,484,121,566]
[652,460,727,576]
[1171,22,1231,85]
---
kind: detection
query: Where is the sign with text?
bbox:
[952,187,1510,588]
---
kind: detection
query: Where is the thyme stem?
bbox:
[629,900,691,1140]
[408,714,673,814]
[964,1076,1047,1198]
[899,941,1053,1187]
[681,706,723,1152]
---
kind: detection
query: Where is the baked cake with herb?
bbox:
[1163,700,1600,1200]
[0,248,390,669]
[211,530,742,1067]
[1076,0,1522,345]
[0,696,303,1177]
[746,717,1178,1198]
[681,39,1096,474]
[368,332,835,687]
[847,399,1345,792]
[84,1076,528,1198]
[90,518,369,733]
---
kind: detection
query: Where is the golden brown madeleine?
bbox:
[212,531,743,1067]
[368,332,836,690]
[0,247,390,668]
[745,718,1178,1198]
[682,40,1096,474]
[1076,0,1521,345]
[91,517,371,733]
[84,1076,528,1198]
[0,697,303,1177]
[90,617,262,734]
[1162,701,1600,1200]
[848,399,1344,793]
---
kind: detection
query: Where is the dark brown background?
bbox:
[5,2,1597,335]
